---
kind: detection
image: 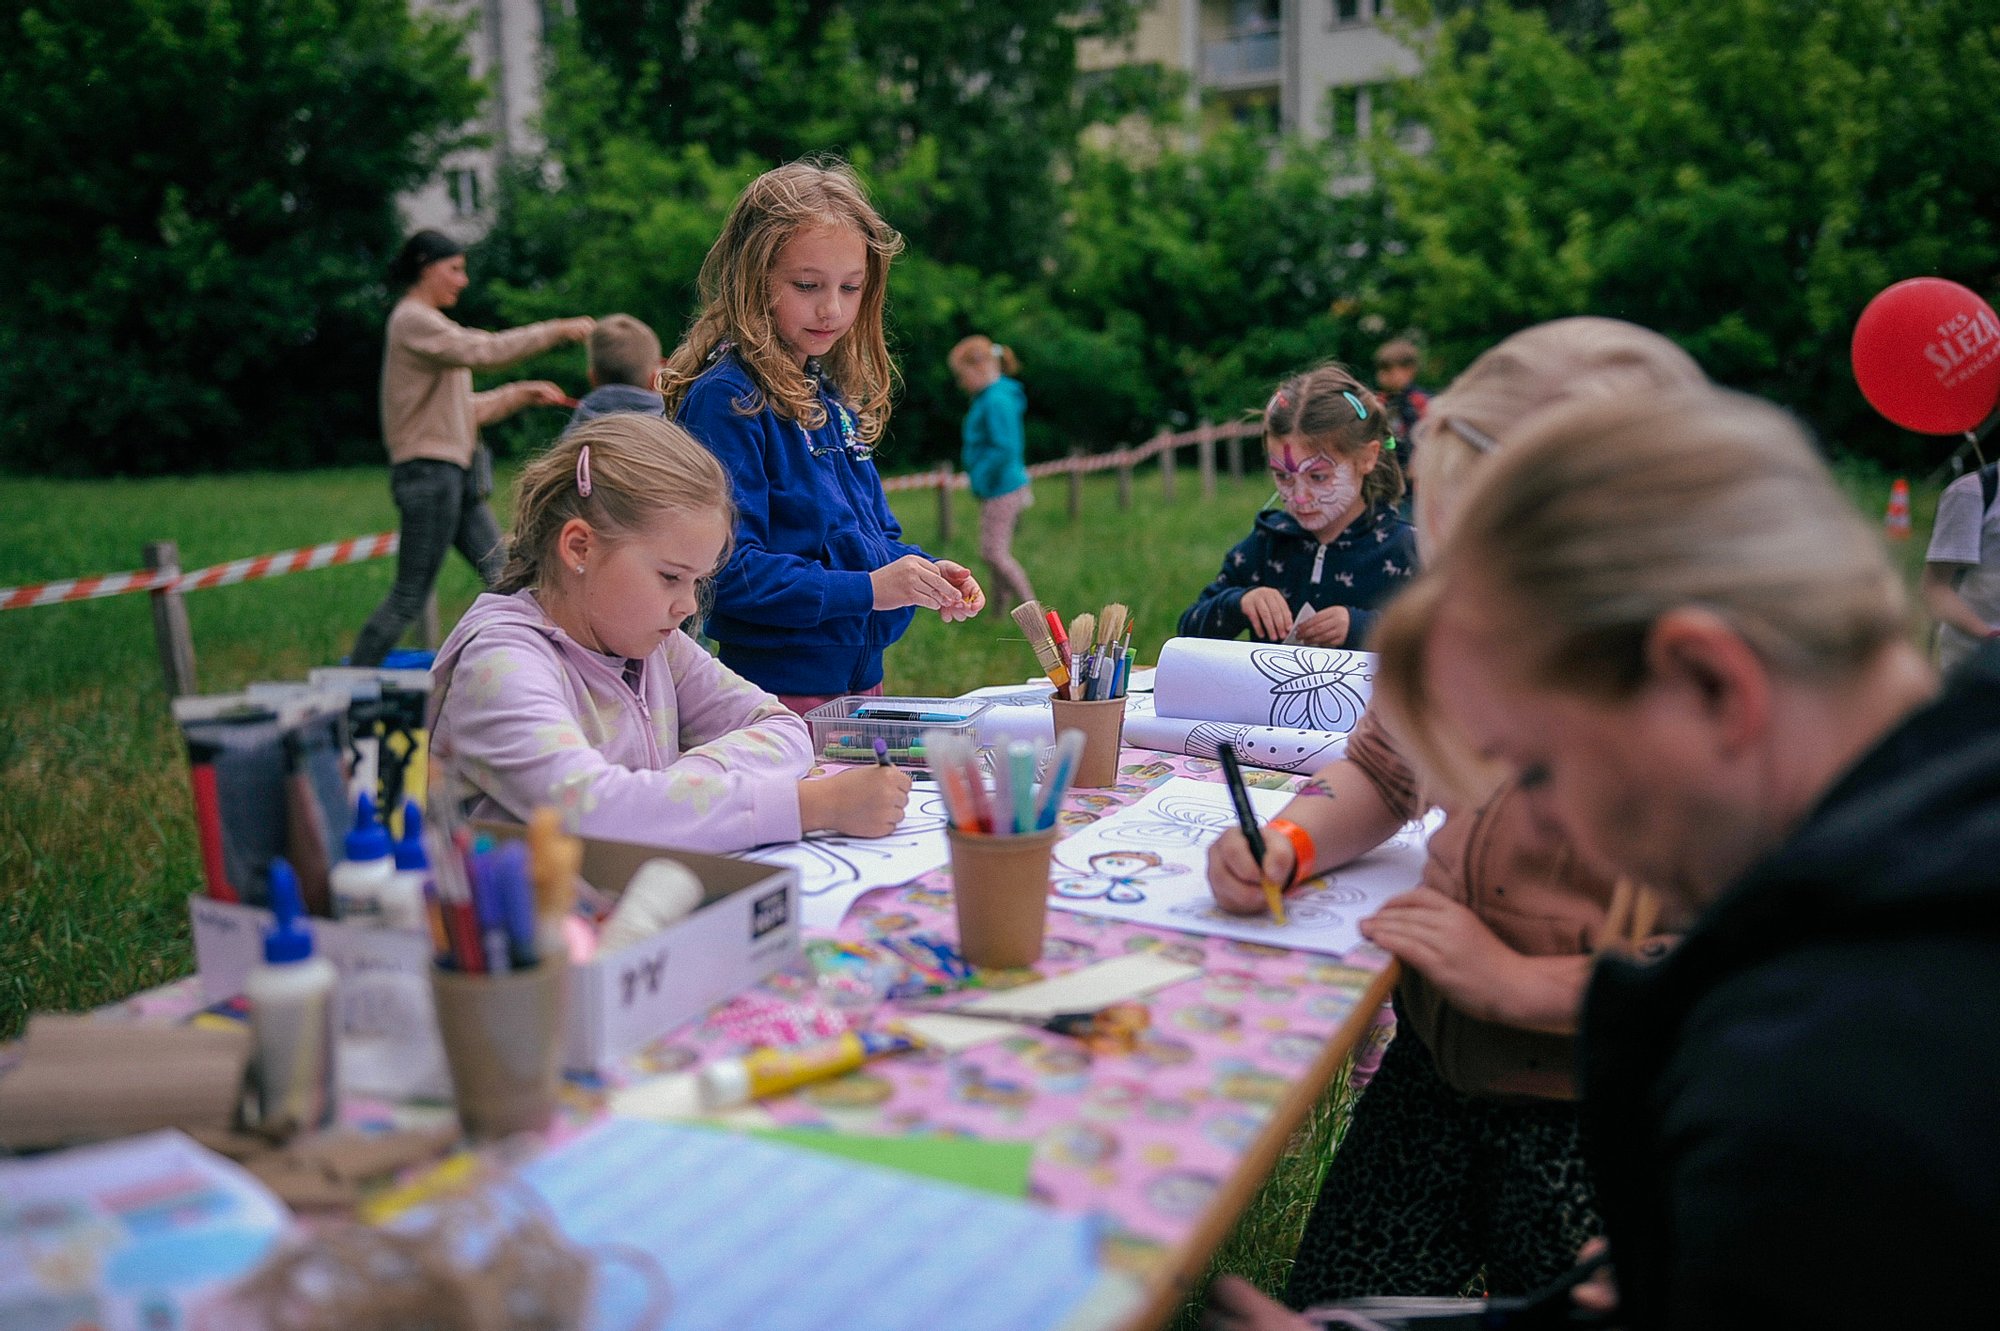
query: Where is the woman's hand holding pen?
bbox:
[1240,587,1295,642]
[871,554,963,613]
[800,765,912,838]
[1206,827,1298,916]
[933,561,985,622]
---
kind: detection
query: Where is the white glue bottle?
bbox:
[249,857,339,1133]
[377,799,430,933]
[330,791,395,922]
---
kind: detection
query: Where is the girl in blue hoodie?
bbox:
[1179,363,1417,650]
[661,160,986,712]
[950,335,1037,615]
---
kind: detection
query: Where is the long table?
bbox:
[103,748,1398,1329]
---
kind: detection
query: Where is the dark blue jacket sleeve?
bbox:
[1342,522,1419,650]
[682,380,875,627]
[1178,526,1270,639]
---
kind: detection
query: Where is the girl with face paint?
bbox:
[1178,364,1417,649]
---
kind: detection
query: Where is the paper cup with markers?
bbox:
[925,729,1083,969]
[431,962,569,1139]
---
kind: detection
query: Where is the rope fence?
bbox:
[2,418,1263,693]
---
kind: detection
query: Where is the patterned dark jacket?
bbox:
[1177,503,1417,649]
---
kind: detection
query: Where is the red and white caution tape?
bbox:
[1,532,400,611]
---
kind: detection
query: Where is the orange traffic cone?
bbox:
[1884,477,1912,540]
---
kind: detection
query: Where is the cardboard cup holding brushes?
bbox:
[946,825,1060,969]
[431,961,569,1138]
[1048,701,1125,787]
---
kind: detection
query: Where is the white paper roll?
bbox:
[1120,692,1350,772]
[1151,637,1374,732]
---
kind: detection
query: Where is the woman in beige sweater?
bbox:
[350,230,594,666]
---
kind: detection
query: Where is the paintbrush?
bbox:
[1012,599,1073,697]
[1096,602,1128,650]
[1068,612,1096,661]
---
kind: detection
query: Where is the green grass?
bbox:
[0,455,1942,1320]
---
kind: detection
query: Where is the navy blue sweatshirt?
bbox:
[675,352,926,696]
[1177,503,1418,649]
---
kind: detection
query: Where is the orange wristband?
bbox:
[1264,817,1316,886]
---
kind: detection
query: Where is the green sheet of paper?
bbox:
[736,1127,1035,1198]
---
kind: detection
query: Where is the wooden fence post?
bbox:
[1117,452,1134,511]
[420,590,441,651]
[1068,449,1084,521]
[1197,421,1217,501]
[144,540,198,697]
[1160,433,1177,502]
[937,469,955,544]
[1226,430,1244,480]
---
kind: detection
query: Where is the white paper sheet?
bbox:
[1045,777,1437,955]
[1120,691,1351,773]
[1152,637,1375,732]
[740,782,954,931]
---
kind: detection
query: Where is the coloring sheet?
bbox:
[1121,691,1351,773]
[1152,637,1374,732]
[741,782,954,930]
[1046,777,1437,955]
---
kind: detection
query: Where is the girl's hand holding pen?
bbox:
[871,554,963,613]
[1206,827,1298,917]
[800,764,912,838]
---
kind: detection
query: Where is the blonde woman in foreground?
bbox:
[1214,387,1998,1330]
[1207,320,1703,1306]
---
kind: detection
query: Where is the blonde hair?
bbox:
[1374,388,1910,802]
[949,334,1019,378]
[660,158,905,445]
[1409,318,1707,542]
[495,415,735,599]
[588,314,663,390]
[1263,362,1404,508]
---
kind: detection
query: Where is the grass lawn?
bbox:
[0,453,1943,1323]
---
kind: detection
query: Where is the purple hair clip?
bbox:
[576,444,592,498]
[1268,389,1290,416]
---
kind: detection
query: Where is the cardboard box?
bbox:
[190,835,800,1074]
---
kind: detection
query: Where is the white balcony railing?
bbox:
[1202,31,1281,84]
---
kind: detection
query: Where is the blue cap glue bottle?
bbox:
[248,857,339,1133]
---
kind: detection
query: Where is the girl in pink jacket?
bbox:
[429,415,909,852]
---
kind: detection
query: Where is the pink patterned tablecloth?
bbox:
[105,749,1396,1312]
[599,750,1395,1286]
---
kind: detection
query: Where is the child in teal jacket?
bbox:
[951,335,1037,614]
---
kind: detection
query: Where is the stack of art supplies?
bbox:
[1009,600,1135,702]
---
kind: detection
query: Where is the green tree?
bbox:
[562,0,1149,273]
[0,0,483,475]
[1374,0,2000,462]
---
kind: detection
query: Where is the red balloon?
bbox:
[1852,277,2000,435]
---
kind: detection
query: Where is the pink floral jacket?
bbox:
[429,590,812,852]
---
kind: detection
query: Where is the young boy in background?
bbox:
[564,314,667,435]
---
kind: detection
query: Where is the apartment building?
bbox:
[399,0,551,240]
[1080,0,1417,143]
